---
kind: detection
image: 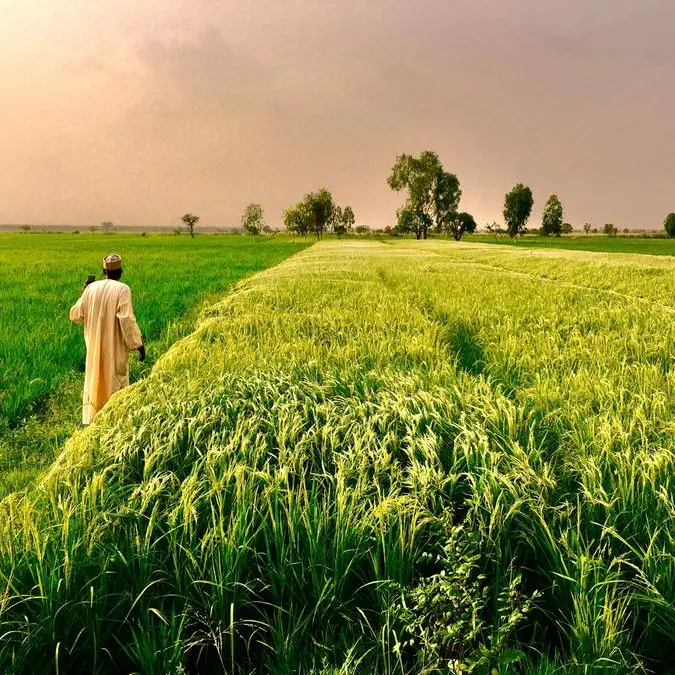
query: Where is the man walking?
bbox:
[70,254,146,424]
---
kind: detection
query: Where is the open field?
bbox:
[468,233,675,256]
[2,239,675,672]
[0,234,309,496]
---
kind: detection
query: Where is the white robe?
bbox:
[69,279,143,424]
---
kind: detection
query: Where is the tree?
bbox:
[305,189,335,240]
[19,225,30,233]
[181,213,199,238]
[541,194,563,237]
[664,213,675,238]
[583,222,592,235]
[446,211,477,241]
[562,222,573,234]
[503,184,533,237]
[283,202,311,236]
[388,151,461,238]
[242,203,265,236]
[395,207,431,240]
[341,205,355,231]
[101,221,114,233]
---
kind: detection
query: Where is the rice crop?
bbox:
[2,239,675,672]
[0,233,309,495]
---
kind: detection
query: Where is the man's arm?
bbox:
[116,286,145,358]
[69,291,86,324]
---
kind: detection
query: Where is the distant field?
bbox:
[0,233,309,493]
[467,232,675,255]
[4,240,675,672]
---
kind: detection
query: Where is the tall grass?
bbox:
[1,240,675,671]
[0,234,309,496]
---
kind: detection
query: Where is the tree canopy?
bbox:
[388,151,461,239]
[541,195,563,237]
[181,213,199,239]
[503,184,533,237]
[446,211,477,241]
[664,213,675,238]
[242,203,265,236]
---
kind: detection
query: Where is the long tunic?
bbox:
[69,279,143,424]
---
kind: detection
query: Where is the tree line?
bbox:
[175,149,675,239]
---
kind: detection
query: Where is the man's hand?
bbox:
[138,345,146,362]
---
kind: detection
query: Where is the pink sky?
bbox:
[1,0,673,230]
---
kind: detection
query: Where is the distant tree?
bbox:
[341,205,355,232]
[101,221,114,233]
[664,213,675,238]
[591,227,599,234]
[388,151,461,238]
[242,203,265,236]
[181,213,199,239]
[89,226,98,233]
[623,228,630,234]
[395,207,431,240]
[562,222,573,234]
[306,189,335,240]
[503,184,534,237]
[603,223,615,236]
[583,223,592,235]
[354,225,371,234]
[262,224,274,234]
[19,225,30,233]
[283,202,311,236]
[446,211,477,241]
[541,195,563,237]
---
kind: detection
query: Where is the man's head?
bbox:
[103,253,123,280]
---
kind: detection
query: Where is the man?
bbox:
[70,253,146,425]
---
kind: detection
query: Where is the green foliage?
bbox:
[603,223,618,237]
[241,202,265,236]
[395,207,431,240]
[541,195,563,237]
[101,221,114,233]
[395,522,536,673]
[664,213,675,238]
[284,190,339,240]
[584,223,592,235]
[388,151,461,238]
[562,222,573,234]
[181,213,199,239]
[334,205,356,237]
[503,184,534,237]
[446,211,477,241]
[283,201,311,236]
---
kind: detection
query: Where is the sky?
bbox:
[1,0,674,230]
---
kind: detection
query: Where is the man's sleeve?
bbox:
[116,287,143,351]
[69,293,86,324]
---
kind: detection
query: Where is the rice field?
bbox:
[0,233,309,495]
[2,238,675,672]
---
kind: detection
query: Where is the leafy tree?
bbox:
[341,205,355,231]
[583,222,592,235]
[283,202,311,236]
[395,207,431,240]
[19,225,30,233]
[101,221,114,233]
[306,188,334,240]
[388,151,461,238]
[603,223,616,236]
[447,211,477,241]
[181,213,199,239]
[541,195,563,237]
[242,203,265,236]
[354,225,371,234]
[623,228,630,234]
[503,184,533,237]
[562,222,573,234]
[664,213,675,238]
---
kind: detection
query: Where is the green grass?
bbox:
[0,233,310,496]
[3,239,675,672]
[467,232,675,256]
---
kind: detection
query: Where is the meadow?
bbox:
[0,233,309,496]
[1,239,675,672]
